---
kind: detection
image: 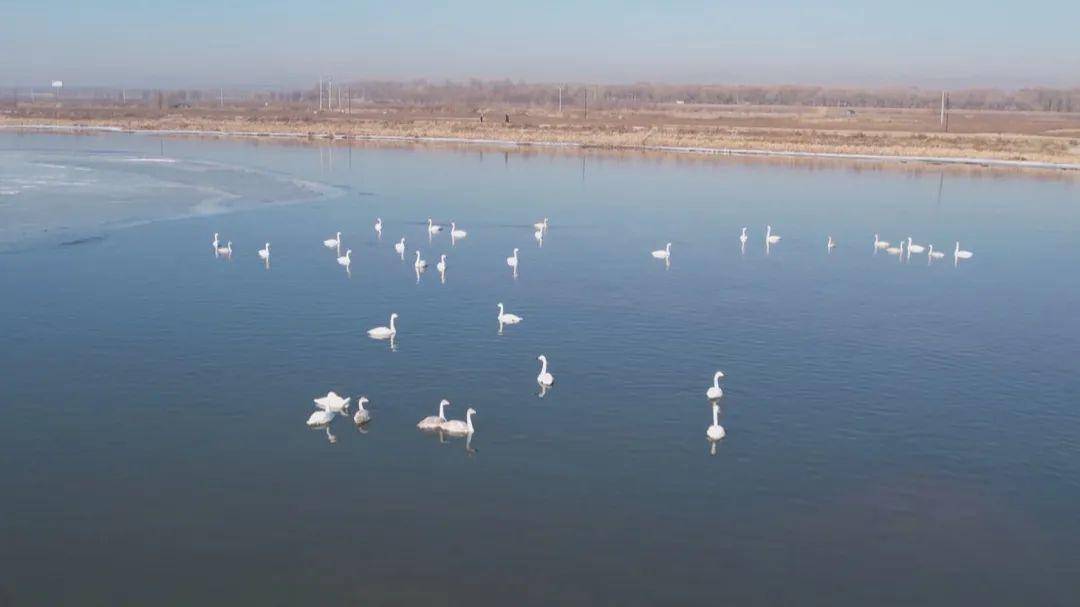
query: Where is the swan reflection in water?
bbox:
[706,401,726,455]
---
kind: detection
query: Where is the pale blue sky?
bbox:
[3,0,1078,88]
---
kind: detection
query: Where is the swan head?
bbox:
[537,354,547,362]
[213,232,219,239]
[666,242,671,251]
[345,249,352,256]
[265,242,270,249]
[714,370,725,380]
[358,396,369,407]
[336,231,341,239]
[439,398,450,407]
[440,254,446,262]
[400,237,406,244]
[390,313,399,320]
[513,247,519,254]
[466,407,477,416]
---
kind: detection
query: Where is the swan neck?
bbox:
[389,316,396,332]
[539,357,548,375]
[713,373,721,389]
[466,410,474,432]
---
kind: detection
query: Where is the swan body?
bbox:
[874,234,890,249]
[394,237,406,257]
[352,397,371,425]
[507,248,519,269]
[497,302,522,325]
[706,371,725,400]
[323,231,341,249]
[414,250,428,270]
[827,236,836,251]
[706,402,726,440]
[427,217,443,234]
[418,399,450,429]
[306,409,335,427]
[257,242,270,260]
[374,218,382,237]
[906,237,926,256]
[739,227,748,244]
[766,225,781,244]
[436,254,447,273]
[537,355,555,387]
[886,240,903,256]
[368,313,398,339]
[450,222,467,239]
[441,407,476,435]
[954,242,973,260]
[216,241,233,256]
[927,244,945,260]
[337,249,352,268]
[534,218,549,231]
[314,392,351,414]
[651,242,672,259]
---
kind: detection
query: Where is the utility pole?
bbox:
[583,87,588,120]
[347,88,352,114]
[557,85,563,114]
[318,76,323,111]
[220,87,224,108]
[940,91,946,127]
[328,77,333,111]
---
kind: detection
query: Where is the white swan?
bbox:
[739,227,748,245]
[536,354,554,387]
[927,244,945,261]
[706,402,726,441]
[874,234,890,249]
[337,249,351,268]
[886,240,904,256]
[374,217,382,237]
[497,302,522,325]
[507,247,519,269]
[352,397,371,425]
[427,217,443,234]
[906,237,926,257]
[534,217,549,231]
[954,241,974,260]
[394,237,406,257]
[706,371,725,400]
[212,232,220,250]
[314,391,351,413]
[436,254,447,273]
[450,222,467,239]
[827,236,836,251]
[418,399,450,430]
[766,225,781,244]
[323,231,341,250]
[306,409,336,427]
[257,242,270,260]
[414,250,427,270]
[216,241,233,256]
[651,243,671,259]
[368,313,398,339]
[441,407,476,435]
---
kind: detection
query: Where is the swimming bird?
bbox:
[441,407,476,436]
[534,217,549,231]
[927,244,945,261]
[323,231,341,250]
[886,240,904,256]
[414,250,428,270]
[827,236,836,252]
[352,397,371,425]
[450,222,467,239]
[367,313,398,340]
[706,402,726,441]
[906,237,926,258]
[216,241,233,256]
[651,243,672,259]
[374,217,382,238]
[954,241,973,259]
[427,217,443,235]
[497,302,523,325]
[507,248,519,270]
[436,254,447,273]
[766,225,781,244]
[874,234,890,250]
[257,242,270,261]
[337,249,351,269]
[306,409,336,427]
[536,354,555,387]
[418,399,450,430]
[739,227,748,245]
[706,371,725,400]
[394,237,406,258]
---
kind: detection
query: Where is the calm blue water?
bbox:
[1,132,1078,606]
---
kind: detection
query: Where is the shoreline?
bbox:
[4,121,1080,174]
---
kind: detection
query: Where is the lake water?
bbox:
[1,131,1078,606]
